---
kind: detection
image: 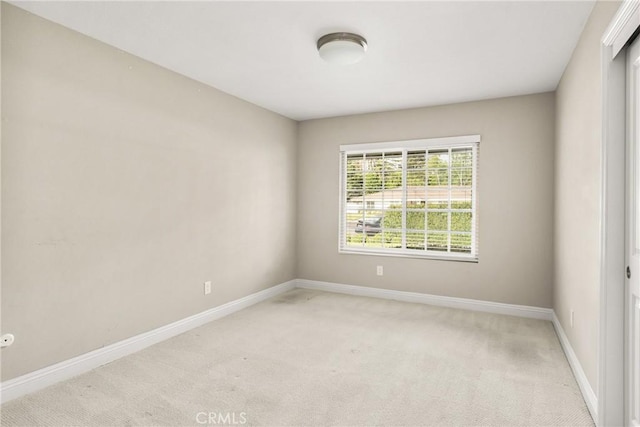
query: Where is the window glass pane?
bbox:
[407,210,426,230]
[346,155,364,201]
[426,187,449,209]
[345,205,363,247]
[427,150,449,186]
[346,205,362,219]
[382,230,402,249]
[428,149,449,165]
[384,189,403,209]
[364,153,383,169]
[427,211,448,231]
[407,151,426,170]
[451,148,472,167]
[364,233,384,248]
[383,153,403,170]
[451,167,472,186]
[451,233,472,253]
[407,186,425,207]
[346,182,363,201]
[383,174,403,190]
[451,212,472,232]
[407,232,426,250]
[381,209,401,230]
[347,154,364,169]
[364,171,382,193]
[427,232,448,251]
[427,200,448,210]
[407,170,425,186]
[363,210,383,219]
[346,231,364,247]
[347,191,364,210]
[427,168,449,186]
[383,153,403,192]
[451,186,472,210]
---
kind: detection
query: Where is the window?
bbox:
[339,135,479,261]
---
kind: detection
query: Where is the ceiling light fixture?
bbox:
[317,32,367,65]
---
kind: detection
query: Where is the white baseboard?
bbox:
[295,279,553,320]
[551,312,598,421]
[0,280,295,404]
[2,277,593,419]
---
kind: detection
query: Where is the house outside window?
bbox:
[339,135,479,261]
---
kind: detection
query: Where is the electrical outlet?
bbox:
[1,333,15,348]
[204,281,212,295]
[376,266,383,276]
[570,310,574,328]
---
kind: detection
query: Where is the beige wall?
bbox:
[554,0,621,395]
[1,0,617,390]
[297,93,555,308]
[0,4,297,381]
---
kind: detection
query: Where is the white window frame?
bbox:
[339,134,480,262]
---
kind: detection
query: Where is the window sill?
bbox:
[339,247,478,263]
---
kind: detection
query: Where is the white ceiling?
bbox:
[11,1,595,121]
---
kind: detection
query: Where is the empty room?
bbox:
[1,0,638,426]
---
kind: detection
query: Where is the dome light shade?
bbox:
[317,32,367,65]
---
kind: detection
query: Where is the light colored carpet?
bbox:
[1,289,593,426]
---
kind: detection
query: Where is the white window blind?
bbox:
[339,135,479,262]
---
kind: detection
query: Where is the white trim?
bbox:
[603,0,640,58]
[552,312,599,421]
[340,134,480,153]
[338,247,478,263]
[600,2,632,425]
[471,143,479,258]
[401,150,408,249]
[598,42,626,427]
[339,138,479,261]
[0,280,296,404]
[338,151,347,255]
[296,279,552,320]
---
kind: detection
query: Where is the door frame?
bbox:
[601,1,640,425]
